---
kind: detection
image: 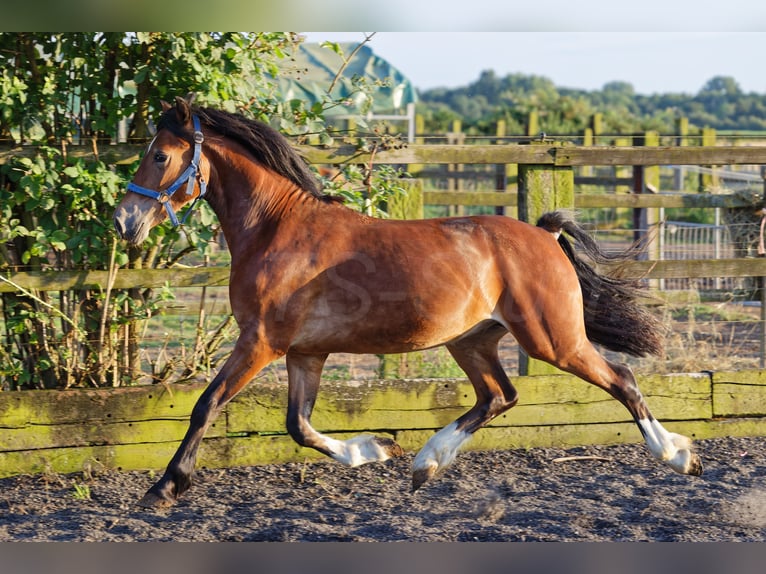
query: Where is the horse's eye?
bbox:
[154,151,168,163]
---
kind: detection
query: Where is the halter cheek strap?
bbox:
[126,115,208,227]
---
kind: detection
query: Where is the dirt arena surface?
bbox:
[0,436,764,542]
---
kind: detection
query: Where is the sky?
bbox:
[3,0,764,99]
[302,32,766,96]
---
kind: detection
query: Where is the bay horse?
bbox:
[114,95,702,508]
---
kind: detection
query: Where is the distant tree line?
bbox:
[416,71,766,135]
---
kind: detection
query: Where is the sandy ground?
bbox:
[1,435,764,542]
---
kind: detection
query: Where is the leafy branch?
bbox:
[324,32,377,95]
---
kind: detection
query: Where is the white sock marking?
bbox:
[324,435,393,467]
[413,421,472,476]
[638,418,694,473]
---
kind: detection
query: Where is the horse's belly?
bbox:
[288,298,492,355]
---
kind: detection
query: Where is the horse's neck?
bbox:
[206,158,325,259]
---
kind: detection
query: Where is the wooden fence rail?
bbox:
[3,142,766,167]
[423,190,760,209]
[4,256,766,295]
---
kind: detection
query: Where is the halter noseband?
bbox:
[126,115,208,227]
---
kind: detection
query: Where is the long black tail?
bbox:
[537,211,665,357]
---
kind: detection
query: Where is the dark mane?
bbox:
[157,105,331,200]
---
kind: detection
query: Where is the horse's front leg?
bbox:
[138,333,281,508]
[285,350,404,466]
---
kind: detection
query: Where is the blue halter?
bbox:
[126,115,208,227]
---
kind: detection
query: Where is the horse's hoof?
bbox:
[375,436,404,459]
[687,453,703,476]
[412,465,436,492]
[137,490,176,509]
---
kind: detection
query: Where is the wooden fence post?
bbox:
[674,117,689,190]
[517,146,575,224]
[581,126,594,178]
[590,113,603,142]
[447,119,465,216]
[700,127,718,191]
[526,110,539,137]
[612,137,632,196]
[633,131,661,266]
[494,120,517,217]
[517,143,575,376]
[407,114,426,177]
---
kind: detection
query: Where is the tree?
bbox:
[699,76,742,98]
[0,33,305,389]
[418,70,766,134]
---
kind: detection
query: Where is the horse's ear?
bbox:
[160,100,172,112]
[174,95,192,126]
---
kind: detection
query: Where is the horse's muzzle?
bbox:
[113,208,148,245]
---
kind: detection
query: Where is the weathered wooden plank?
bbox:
[0,419,211,452]
[302,144,558,165]
[0,441,185,478]
[575,176,635,187]
[510,373,711,425]
[574,192,755,209]
[4,142,766,168]
[0,383,206,426]
[713,370,766,417]
[1,417,764,478]
[227,379,470,434]
[417,169,497,181]
[0,267,230,293]
[0,144,141,166]
[617,258,766,280]
[296,144,766,167]
[199,432,390,469]
[422,191,754,210]
[396,424,634,456]
[554,146,766,167]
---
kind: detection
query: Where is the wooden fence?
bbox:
[2,139,766,477]
[0,369,764,478]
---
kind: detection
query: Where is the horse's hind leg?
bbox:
[413,323,518,491]
[285,350,404,466]
[506,299,702,477]
[560,348,702,476]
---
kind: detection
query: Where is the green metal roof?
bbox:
[277,42,417,115]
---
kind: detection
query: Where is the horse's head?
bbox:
[114,94,210,244]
